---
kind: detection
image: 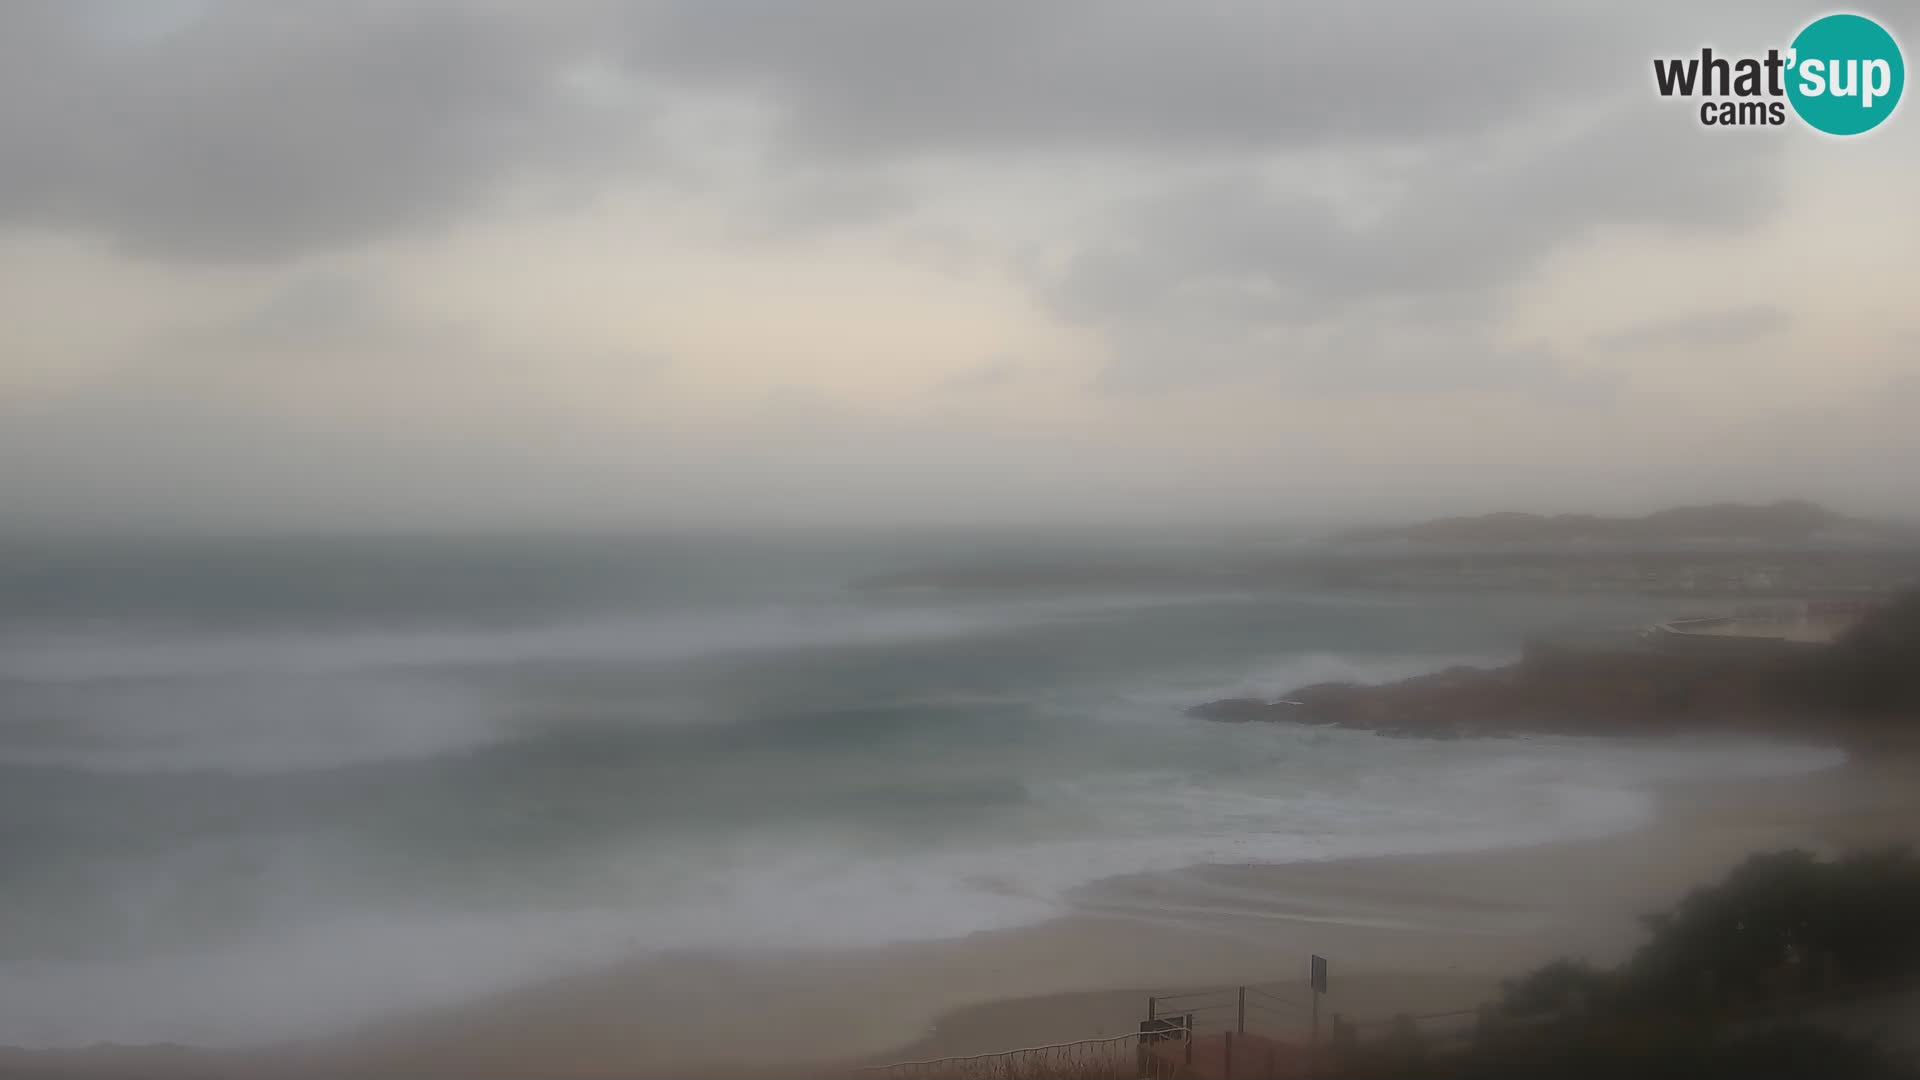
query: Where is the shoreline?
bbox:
[6,746,1916,1080]
[860,748,1920,1072]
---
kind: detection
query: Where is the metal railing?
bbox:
[858,1028,1186,1080]
[861,969,1920,1080]
[1147,982,1312,1038]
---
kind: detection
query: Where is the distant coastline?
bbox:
[849,501,1920,600]
[1336,499,1918,548]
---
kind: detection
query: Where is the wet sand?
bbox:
[4,752,1916,1080]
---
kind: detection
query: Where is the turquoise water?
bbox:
[0,534,1841,1046]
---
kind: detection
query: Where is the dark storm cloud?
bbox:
[1052,103,1786,393]
[0,2,1809,416]
[0,2,1654,262]
[1591,303,1792,353]
[618,1,1629,155]
[0,2,620,260]
[1055,108,1780,323]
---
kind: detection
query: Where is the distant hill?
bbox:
[1340,500,1912,547]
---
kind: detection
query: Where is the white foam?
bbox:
[0,590,1257,774]
[1147,649,1511,709]
[0,724,1844,1049]
[0,675,503,773]
[0,592,1243,685]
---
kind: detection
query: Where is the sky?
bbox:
[1,1,1916,532]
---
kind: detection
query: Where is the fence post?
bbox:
[1185,1015,1194,1066]
[1237,986,1247,1034]
[1148,995,1157,1022]
[1224,1030,1234,1080]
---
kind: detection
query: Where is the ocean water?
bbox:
[0,534,1843,1047]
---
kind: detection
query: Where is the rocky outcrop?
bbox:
[1189,644,1814,739]
[1194,591,1920,743]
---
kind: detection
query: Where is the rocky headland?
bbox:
[1191,591,1920,745]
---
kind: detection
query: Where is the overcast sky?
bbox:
[2,1,1916,531]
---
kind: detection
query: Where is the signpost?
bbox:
[1309,955,1328,1043]
[1137,1012,1192,1075]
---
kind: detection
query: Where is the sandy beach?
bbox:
[11,0,1920,1070]
[6,746,1915,1080]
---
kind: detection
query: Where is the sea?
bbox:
[0,531,1845,1047]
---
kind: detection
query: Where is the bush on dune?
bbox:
[1495,958,1618,1020]
[1422,1025,1916,1080]
[1406,849,1920,1080]
[1812,590,1920,712]
[1493,847,1920,1021]
[1627,847,1920,1007]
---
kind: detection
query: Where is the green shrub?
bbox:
[1378,849,1920,1080]
[1800,590,1920,712]
[1497,959,1617,1019]
[1628,847,1920,1007]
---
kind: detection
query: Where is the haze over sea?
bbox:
[0,532,1843,1048]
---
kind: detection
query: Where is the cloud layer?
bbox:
[1,2,1915,528]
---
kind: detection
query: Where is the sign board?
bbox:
[1139,1016,1190,1044]
[1310,954,1328,995]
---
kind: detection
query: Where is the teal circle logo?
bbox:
[1787,14,1904,135]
